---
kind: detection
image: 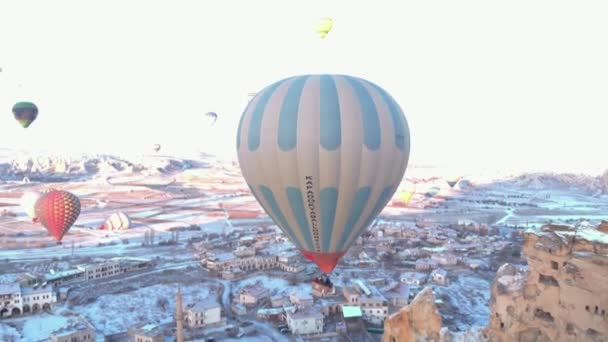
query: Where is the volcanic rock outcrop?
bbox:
[383,286,443,342]
[485,223,608,342]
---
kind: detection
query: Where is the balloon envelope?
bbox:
[12,101,38,128]
[101,211,131,230]
[426,187,441,197]
[236,74,410,273]
[399,190,415,204]
[446,176,462,188]
[20,191,41,221]
[315,17,333,39]
[35,190,81,242]
[205,112,218,126]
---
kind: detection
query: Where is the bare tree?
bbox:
[157,297,169,311]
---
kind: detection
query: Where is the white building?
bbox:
[384,284,411,307]
[399,272,428,286]
[359,292,389,325]
[350,281,390,325]
[286,308,324,335]
[185,299,222,328]
[0,283,22,317]
[233,245,256,257]
[430,269,449,285]
[128,323,164,342]
[21,286,57,313]
[430,253,459,266]
[290,292,314,308]
[80,257,152,281]
[80,259,121,280]
[236,285,270,306]
[343,286,360,305]
[414,258,439,270]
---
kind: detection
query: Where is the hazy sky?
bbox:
[1,0,606,174]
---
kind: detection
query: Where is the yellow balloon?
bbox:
[315,17,333,39]
[399,190,414,204]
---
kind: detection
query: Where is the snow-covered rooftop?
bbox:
[50,319,93,337]
[189,298,220,312]
[0,282,20,295]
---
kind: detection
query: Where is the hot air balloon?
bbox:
[397,181,416,205]
[20,191,41,222]
[399,189,415,205]
[315,17,333,39]
[12,102,38,128]
[99,211,131,230]
[446,176,462,188]
[425,186,441,198]
[205,112,218,126]
[34,190,81,242]
[153,144,161,153]
[236,74,410,273]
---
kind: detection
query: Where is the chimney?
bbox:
[176,286,184,342]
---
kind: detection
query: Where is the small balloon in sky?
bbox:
[12,101,38,128]
[315,17,333,39]
[205,112,218,126]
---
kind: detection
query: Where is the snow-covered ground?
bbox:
[71,283,214,336]
[435,275,492,331]
[0,322,19,341]
[233,275,311,298]
[1,150,607,340]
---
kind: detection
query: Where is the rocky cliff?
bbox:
[383,222,608,342]
[485,223,608,342]
[383,286,443,342]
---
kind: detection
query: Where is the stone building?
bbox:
[0,283,22,317]
[184,298,222,328]
[49,318,96,342]
[128,323,164,342]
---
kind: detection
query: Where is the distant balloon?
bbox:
[315,17,333,39]
[153,144,161,153]
[399,190,415,204]
[12,102,38,128]
[20,191,41,222]
[205,112,218,126]
[446,176,462,188]
[425,187,441,198]
[397,182,416,205]
[99,211,131,230]
[35,190,81,242]
[237,74,411,273]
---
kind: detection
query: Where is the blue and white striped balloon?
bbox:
[236,74,410,273]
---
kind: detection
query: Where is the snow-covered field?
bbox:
[435,275,492,331]
[234,275,311,298]
[72,283,214,335]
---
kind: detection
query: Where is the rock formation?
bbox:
[383,286,443,342]
[485,223,608,342]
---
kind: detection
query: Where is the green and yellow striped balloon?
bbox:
[12,101,38,128]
